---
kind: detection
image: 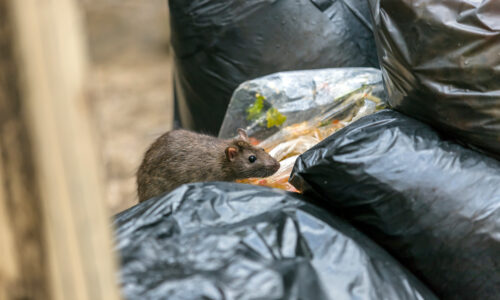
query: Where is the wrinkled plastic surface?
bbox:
[218,68,386,191]
[290,110,500,299]
[169,0,379,134]
[219,68,386,140]
[114,182,436,300]
[369,0,500,157]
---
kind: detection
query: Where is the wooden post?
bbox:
[0,0,122,299]
[0,2,48,298]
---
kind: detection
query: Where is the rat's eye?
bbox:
[248,155,257,163]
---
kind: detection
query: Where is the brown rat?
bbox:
[136,128,280,202]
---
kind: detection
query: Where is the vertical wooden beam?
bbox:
[0,0,122,299]
[0,1,48,298]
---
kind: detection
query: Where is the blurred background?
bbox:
[83,0,173,214]
[1,0,172,299]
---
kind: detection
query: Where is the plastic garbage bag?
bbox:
[218,68,386,191]
[290,110,500,299]
[114,182,436,300]
[169,0,379,134]
[369,0,500,157]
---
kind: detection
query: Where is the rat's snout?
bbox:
[261,160,280,177]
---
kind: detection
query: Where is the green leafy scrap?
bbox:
[266,107,287,128]
[246,93,265,120]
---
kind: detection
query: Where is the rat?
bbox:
[136,128,280,202]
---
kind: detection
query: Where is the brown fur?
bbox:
[136,129,280,202]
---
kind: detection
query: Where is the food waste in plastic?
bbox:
[219,68,387,191]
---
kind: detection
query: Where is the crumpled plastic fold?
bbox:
[114,182,436,300]
[291,110,500,299]
[369,0,500,158]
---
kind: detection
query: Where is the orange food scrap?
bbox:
[249,137,260,146]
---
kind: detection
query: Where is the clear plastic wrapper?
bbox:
[219,68,386,191]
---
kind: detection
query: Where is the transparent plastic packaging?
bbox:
[219,68,387,191]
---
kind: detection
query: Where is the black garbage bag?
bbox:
[369,0,500,157]
[114,182,436,300]
[169,0,379,135]
[290,110,500,300]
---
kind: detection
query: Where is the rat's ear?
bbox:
[225,147,238,161]
[237,128,249,142]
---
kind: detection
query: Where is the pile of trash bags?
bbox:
[114,0,500,299]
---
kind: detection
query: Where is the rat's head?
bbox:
[225,129,280,179]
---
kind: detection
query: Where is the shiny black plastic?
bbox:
[114,182,436,300]
[169,0,379,134]
[369,0,500,157]
[290,110,500,299]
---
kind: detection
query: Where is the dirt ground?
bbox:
[82,0,173,214]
